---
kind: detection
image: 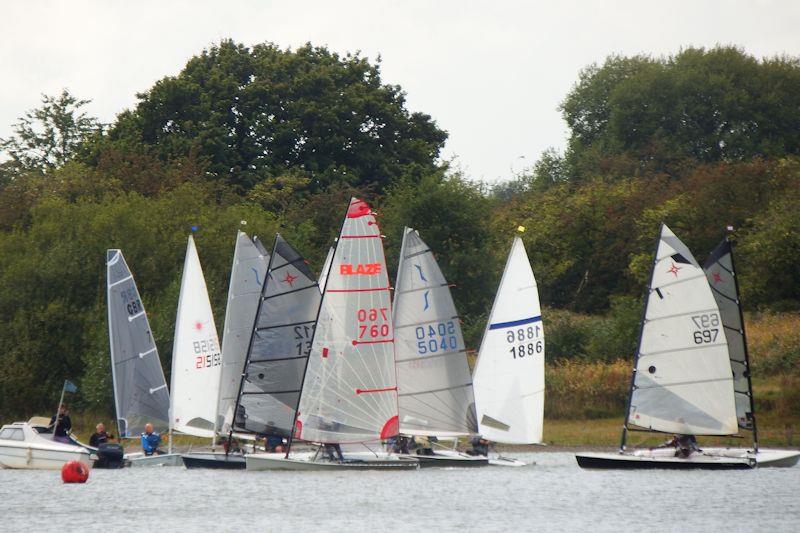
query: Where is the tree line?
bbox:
[0,41,797,417]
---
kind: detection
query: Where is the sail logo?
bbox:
[340,263,381,276]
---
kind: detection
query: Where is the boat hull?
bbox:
[398,451,488,468]
[0,442,92,470]
[182,452,246,469]
[246,452,419,471]
[701,447,800,468]
[488,455,527,467]
[575,450,754,470]
[126,452,184,467]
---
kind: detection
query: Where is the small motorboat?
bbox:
[0,420,92,470]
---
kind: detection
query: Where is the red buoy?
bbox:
[61,460,90,483]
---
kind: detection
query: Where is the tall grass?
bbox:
[545,360,629,419]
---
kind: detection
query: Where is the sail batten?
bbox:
[626,225,737,436]
[106,249,170,438]
[472,236,545,444]
[170,236,222,439]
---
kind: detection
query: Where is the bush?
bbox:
[545,360,629,419]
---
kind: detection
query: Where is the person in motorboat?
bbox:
[141,423,165,456]
[466,436,490,457]
[89,423,114,448]
[49,404,72,443]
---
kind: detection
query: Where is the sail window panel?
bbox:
[238,392,300,436]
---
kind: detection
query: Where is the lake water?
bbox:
[1,451,798,532]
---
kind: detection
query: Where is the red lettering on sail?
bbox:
[340,263,382,276]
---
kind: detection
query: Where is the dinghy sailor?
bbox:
[141,423,165,455]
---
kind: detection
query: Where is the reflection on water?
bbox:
[1,452,798,532]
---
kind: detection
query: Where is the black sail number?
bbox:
[691,313,720,344]
[506,325,543,359]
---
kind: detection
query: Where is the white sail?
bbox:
[627,224,737,436]
[170,235,223,438]
[106,250,170,437]
[215,232,270,435]
[296,198,399,444]
[393,227,477,437]
[318,246,334,292]
[703,238,754,430]
[472,237,544,444]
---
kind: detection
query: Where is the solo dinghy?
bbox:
[107,249,180,466]
[696,238,799,467]
[246,199,418,470]
[472,235,544,466]
[576,224,755,469]
[182,232,269,469]
[392,227,486,467]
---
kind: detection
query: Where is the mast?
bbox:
[620,226,662,452]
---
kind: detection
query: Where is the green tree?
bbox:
[99,40,447,193]
[0,90,101,174]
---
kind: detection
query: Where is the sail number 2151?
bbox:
[507,326,542,359]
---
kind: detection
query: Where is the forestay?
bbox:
[234,234,321,437]
[106,249,170,437]
[296,198,400,444]
[472,236,544,444]
[216,232,270,435]
[393,227,477,437]
[170,235,222,438]
[627,224,737,436]
[703,239,755,431]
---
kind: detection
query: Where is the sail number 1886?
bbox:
[506,326,542,359]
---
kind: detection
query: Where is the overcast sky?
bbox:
[2,0,799,182]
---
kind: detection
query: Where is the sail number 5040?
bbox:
[506,326,542,359]
[691,313,720,344]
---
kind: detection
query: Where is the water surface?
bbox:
[2,452,798,531]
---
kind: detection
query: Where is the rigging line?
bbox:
[395,349,467,364]
[255,319,316,331]
[109,275,133,288]
[642,308,720,323]
[415,386,473,424]
[633,375,733,390]
[396,283,449,295]
[263,284,317,300]
[638,343,727,358]
[715,262,734,275]
[242,388,301,395]
[395,316,460,329]
[268,255,310,272]
[723,324,744,333]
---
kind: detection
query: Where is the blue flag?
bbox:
[64,380,78,393]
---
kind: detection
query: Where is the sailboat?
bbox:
[182,232,269,469]
[576,224,760,469]
[106,249,180,466]
[472,235,544,466]
[246,198,418,470]
[695,237,799,467]
[392,227,486,467]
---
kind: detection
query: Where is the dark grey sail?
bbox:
[703,238,757,442]
[106,249,170,438]
[232,235,321,437]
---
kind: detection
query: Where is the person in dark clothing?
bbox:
[89,423,114,447]
[391,436,411,454]
[49,404,72,443]
[675,434,700,458]
[324,443,345,462]
[467,436,490,457]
